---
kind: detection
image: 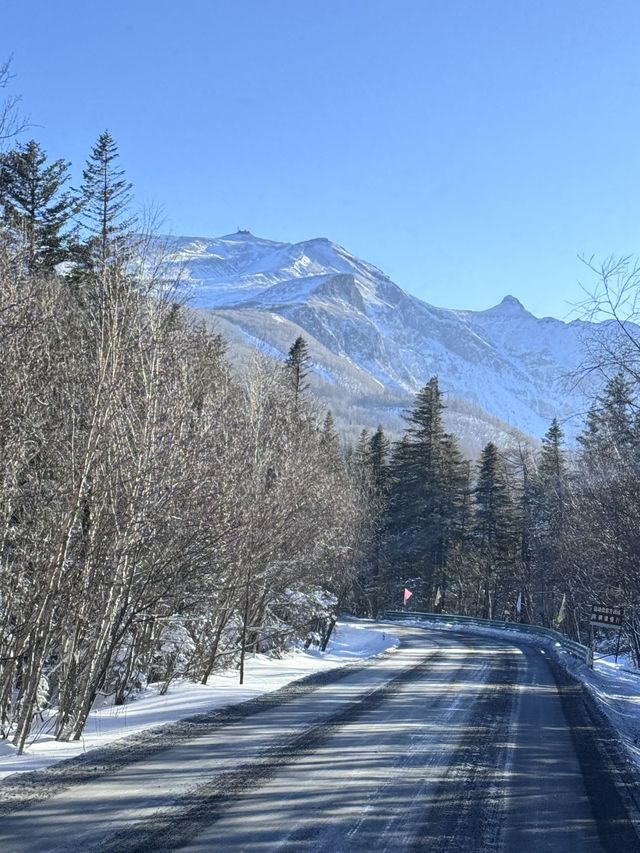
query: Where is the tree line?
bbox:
[2,120,639,752]
[0,132,367,752]
[353,364,640,666]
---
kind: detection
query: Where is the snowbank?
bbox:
[0,621,397,782]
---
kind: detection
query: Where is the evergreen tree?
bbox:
[529,418,569,625]
[450,455,474,611]
[319,410,341,469]
[76,131,133,269]
[578,373,637,459]
[349,426,390,617]
[537,418,568,538]
[384,377,466,609]
[285,335,311,409]
[368,425,389,496]
[474,442,514,617]
[540,418,567,483]
[355,427,370,463]
[474,443,511,548]
[0,139,74,272]
[404,376,445,461]
[320,410,338,448]
[363,426,389,616]
[435,432,468,610]
[348,428,370,491]
[350,426,389,496]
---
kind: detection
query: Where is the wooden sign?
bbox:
[590,605,624,627]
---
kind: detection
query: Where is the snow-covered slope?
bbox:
[167,231,599,442]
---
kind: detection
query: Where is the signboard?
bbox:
[590,605,624,627]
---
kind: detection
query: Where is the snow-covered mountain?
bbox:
[166,230,599,448]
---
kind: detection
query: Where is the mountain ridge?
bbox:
[165,230,602,448]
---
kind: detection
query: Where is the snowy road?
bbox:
[1,625,639,852]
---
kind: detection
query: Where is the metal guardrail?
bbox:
[384,609,593,666]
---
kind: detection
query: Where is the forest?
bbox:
[0,128,370,753]
[1,113,639,750]
[355,368,640,670]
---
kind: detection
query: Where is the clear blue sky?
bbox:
[3,0,640,318]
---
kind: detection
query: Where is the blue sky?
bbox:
[3,0,640,318]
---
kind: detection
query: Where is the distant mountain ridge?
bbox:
[165,230,599,448]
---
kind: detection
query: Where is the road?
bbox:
[1,624,639,852]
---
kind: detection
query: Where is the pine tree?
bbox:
[578,373,637,460]
[368,425,389,496]
[384,377,466,610]
[319,410,341,469]
[76,130,133,269]
[350,426,389,496]
[348,428,370,492]
[529,418,569,626]
[474,442,514,617]
[540,418,567,483]
[320,410,338,448]
[538,418,568,534]
[355,427,370,463]
[474,443,511,547]
[435,432,468,611]
[285,336,311,410]
[405,376,445,461]
[0,139,74,272]
[350,426,390,617]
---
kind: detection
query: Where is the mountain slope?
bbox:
[168,231,598,446]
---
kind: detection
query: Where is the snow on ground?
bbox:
[394,616,640,767]
[0,621,397,782]
[572,655,640,762]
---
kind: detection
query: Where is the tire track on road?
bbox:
[547,653,640,852]
[278,648,482,852]
[408,645,519,852]
[90,650,445,853]
[0,641,405,816]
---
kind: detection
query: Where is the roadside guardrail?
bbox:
[384,609,593,666]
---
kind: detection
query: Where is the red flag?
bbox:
[403,588,413,604]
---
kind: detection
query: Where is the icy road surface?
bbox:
[1,624,639,852]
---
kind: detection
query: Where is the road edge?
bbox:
[0,636,402,815]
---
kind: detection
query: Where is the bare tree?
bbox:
[0,58,28,146]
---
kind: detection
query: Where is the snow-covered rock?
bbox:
[165,230,610,443]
